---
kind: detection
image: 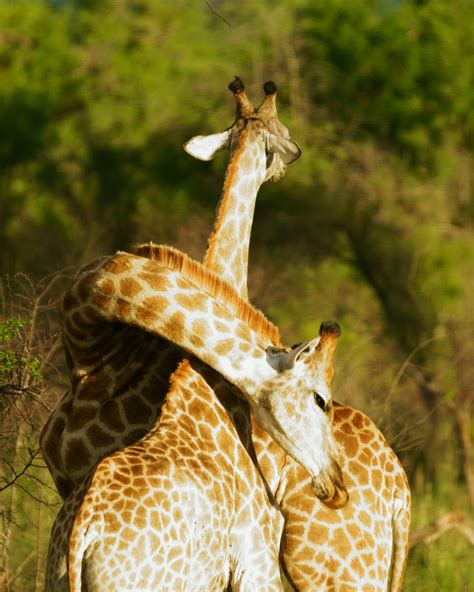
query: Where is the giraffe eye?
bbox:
[314,392,326,411]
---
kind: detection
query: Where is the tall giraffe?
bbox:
[183,80,411,589]
[182,79,411,589]
[46,247,345,591]
[40,77,301,499]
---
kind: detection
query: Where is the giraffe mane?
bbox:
[133,242,282,347]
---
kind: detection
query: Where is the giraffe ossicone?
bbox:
[185,77,301,182]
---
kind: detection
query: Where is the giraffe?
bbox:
[46,246,346,591]
[182,79,411,589]
[40,77,301,499]
[180,79,412,589]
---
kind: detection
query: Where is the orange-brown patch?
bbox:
[135,305,158,326]
[189,333,204,349]
[340,434,358,457]
[215,339,234,356]
[348,460,369,482]
[100,278,115,295]
[192,319,210,338]
[346,522,360,540]
[176,292,208,312]
[350,555,364,573]
[122,527,136,542]
[120,277,142,297]
[358,510,371,527]
[235,321,251,342]
[162,312,185,345]
[212,301,233,322]
[371,469,383,490]
[104,254,134,274]
[142,295,170,314]
[114,298,132,321]
[92,292,112,312]
[334,406,353,421]
[216,427,234,453]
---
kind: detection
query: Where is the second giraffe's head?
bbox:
[184,77,301,183]
[259,321,348,509]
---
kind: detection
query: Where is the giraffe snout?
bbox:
[311,461,349,509]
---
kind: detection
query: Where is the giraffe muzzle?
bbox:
[311,462,349,509]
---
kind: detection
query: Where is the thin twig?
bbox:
[205,1,232,27]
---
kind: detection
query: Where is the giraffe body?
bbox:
[62,361,285,592]
[47,400,410,592]
[255,404,411,591]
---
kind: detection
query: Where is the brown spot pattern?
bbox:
[120,277,142,298]
[104,254,133,274]
[64,438,91,473]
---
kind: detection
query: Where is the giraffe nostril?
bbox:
[311,463,349,508]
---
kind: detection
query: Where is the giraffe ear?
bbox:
[184,130,231,161]
[266,339,319,372]
[264,131,302,165]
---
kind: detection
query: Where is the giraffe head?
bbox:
[256,321,348,509]
[184,77,301,184]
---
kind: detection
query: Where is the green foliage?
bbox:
[298,0,474,169]
[0,317,42,386]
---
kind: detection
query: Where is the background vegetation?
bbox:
[0,0,473,589]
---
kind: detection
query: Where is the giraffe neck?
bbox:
[203,126,267,299]
[64,250,276,401]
